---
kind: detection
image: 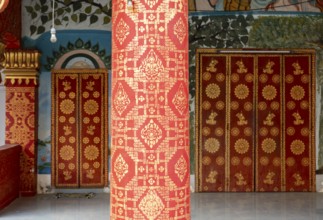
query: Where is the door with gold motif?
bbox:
[51,69,108,188]
[195,49,316,192]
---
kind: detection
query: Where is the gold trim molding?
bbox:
[2,50,41,86]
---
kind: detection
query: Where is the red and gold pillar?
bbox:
[111,0,190,219]
[3,50,40,196]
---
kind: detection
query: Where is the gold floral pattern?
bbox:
[202,156,211,165]
[59,136,66,143]
[259,156,269,166]
[286,127,295,136]
[290,140,305,155]
[234,138,249,154]
[230,101,239,110]
[216,73,225,82]
[301,75,309,84]
[234,84,249,100]
[270,101,280,110]
[273,157,281,167]
[244,102,253,111]
[58,163,65,169]
[286,157,295,167]
[216,156,225,166]
[259,74,268,83]
[93,91,100,98]
[231,73,239,83]
[216,101,225,110]
[84,145,100,161]
[59,91,66,99]
[84,99,99,115]
[272,74,280,84]
[59,145,75,161]
[285,74,294,83]
[83,117,90,124]
[262,85,277,101]
[68,163,75,170]
[203,72,211,81]
[301,158,309,167]
[69,117,75,124]
[202,101,211,110]
[243,157,252,166]
[231,156,240,166]
[258,101,267,111]
[59,116,66,123]
[93,161,101,169]
[205,83,221,99]
[93,116,100,123]
[69,92,76,99]
[83,162,90,169]
[231,127,240,136]
[83,137,90,144]
[202,127,211,136]
[83,91,90,98]
[290,85,305,101]
[262,138,276,154]
[287,101,296,110]
[69,136,76,144]
[259,127,268,136]
[270,127,279,136]
[204,138,220,153]
[301,128,309,136]
[245,73,254,82]
[93,137,101,144]
[300,100,309,110]
[60,99,75,115]
[244,127,252,136]
[215,128,224,136]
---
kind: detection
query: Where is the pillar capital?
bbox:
[2,50,40,86]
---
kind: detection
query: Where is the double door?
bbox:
[195,49,315,192]
[52,69,108,188]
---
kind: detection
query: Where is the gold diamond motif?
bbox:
[139,50,164,80]
[114,82,130,116]
[116,18,130,45]
[141,119,162,149]
[174,18,186,44]
[114,154,129,182]
[139,190,165,219]
[172,83,187,115]
[175,155,187,182]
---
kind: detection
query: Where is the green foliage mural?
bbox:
[248,16,323,170]
[25,0,112,36]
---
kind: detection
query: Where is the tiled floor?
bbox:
[1,192,323,219]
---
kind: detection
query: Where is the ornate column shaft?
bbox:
[111,0,190,219]
[3,49,40,196]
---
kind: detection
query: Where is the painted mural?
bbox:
[189,0,323,12]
